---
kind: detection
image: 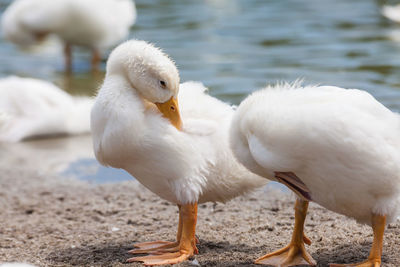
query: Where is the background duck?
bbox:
[0,76,93,142]
[382,3,400,23]
[1,0,136,72]
[90,40,266,266]
[230,83,400,267]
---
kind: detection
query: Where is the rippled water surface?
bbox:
[1,0,400,183]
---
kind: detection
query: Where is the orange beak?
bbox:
[155,96,182,131]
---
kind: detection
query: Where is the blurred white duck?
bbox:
[1,0,136,72]
[91,40,266,265]
[0,76,93,142]
[230,83,400,267]
[382,4,400,23]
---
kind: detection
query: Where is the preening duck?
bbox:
[1,0,136,72]
[0,76,93,142]
[90,40,266,265]
[230,83,400,267]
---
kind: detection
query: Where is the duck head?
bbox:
[106,40,182,130]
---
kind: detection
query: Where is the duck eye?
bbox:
[160,80,167,88]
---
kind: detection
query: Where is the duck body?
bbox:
[92,80,264,205]
[2,0,136,71]
[91,40,266,265]
[2,0,136,50]
[231,83,400,266]
[0,76,93,142]
[231,84,400,224]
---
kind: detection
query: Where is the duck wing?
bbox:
[178,81,233,136]
[247,134,312,201]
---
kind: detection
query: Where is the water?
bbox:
[1,0,400,183]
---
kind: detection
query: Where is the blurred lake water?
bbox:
[1,0,400,185]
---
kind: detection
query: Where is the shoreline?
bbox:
[1,167,399,266]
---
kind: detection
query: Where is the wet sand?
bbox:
[1,167,399,267]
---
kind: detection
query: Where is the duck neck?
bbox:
[102,73,146,114]
[92,74,148,168]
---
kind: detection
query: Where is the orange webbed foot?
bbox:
[255,199,316,266]
[329,259,381,267]
[129,241,178,254]
[128,203,199,265]
[127,251,193,266]
[254,243,316,266]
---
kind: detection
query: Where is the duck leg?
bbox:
[329,214,386,267]
[91,48,101,72]
[255,199,316,266]
[128,205,183,254]
[127,203,198,266]
[64,43,72,73]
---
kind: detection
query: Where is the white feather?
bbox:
[1,0,136,50]
[231,83,400,224]
[0,76,93,142]
[382,4,400,23]
[91,40,266,205]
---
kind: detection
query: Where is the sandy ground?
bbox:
[1,167,400,267]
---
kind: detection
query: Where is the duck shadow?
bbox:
[315,242,390,266]
[196,240,260,266]
[199,240,390,267]
[46,239,263,266]
[46,240,140,266]
[198,240,313,266]
[46,239,390,267]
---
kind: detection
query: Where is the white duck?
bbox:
[90,40,266,265]
[0,76,93,142]
[382,4,400,23]
[230,83,400,267]
[1,0,136,72]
